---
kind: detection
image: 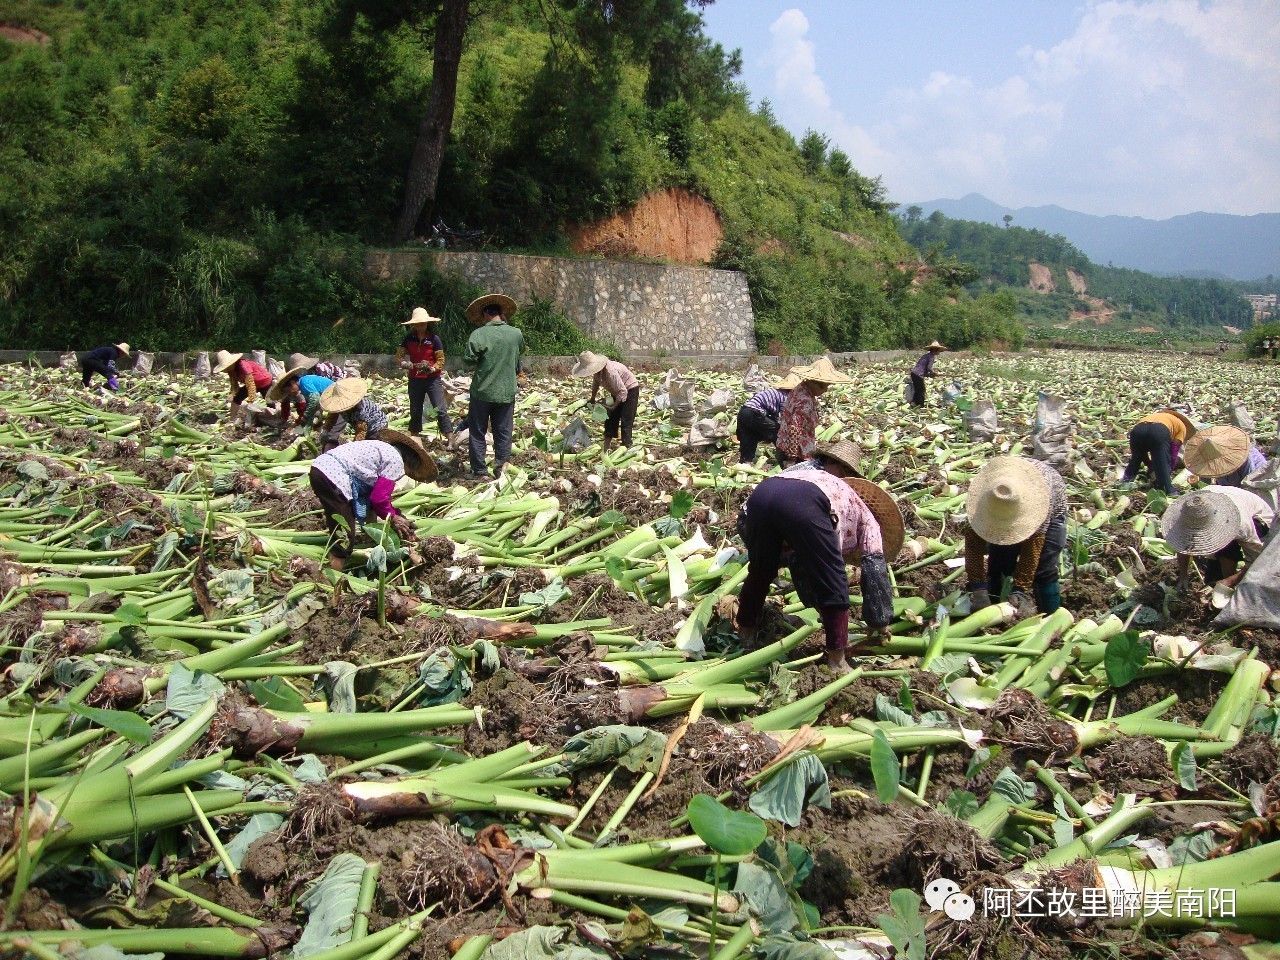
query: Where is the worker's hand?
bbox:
[967,587,992,612]
[390,514,415,541]
[1010,591,1037,619]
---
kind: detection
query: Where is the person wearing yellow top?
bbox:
[1122,409,1195,494]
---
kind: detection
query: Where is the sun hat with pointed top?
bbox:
[774,370,802,390]
[114,343,131,357]
[212,350,243,374]
[966,455,1051,546]
[1182,425,1249,479]
[319,377,369,413]
[266,353,321,401]
[926,340,947,352]
[795,357,852,385]
[1160,489,1239,556]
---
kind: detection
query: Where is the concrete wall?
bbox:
[365,249,756,356]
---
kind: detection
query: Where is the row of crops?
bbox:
[0,351,1277,960]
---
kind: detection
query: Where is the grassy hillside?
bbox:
[898,212,1253,345]
[0,0,1022,354]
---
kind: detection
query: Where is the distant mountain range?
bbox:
[910,194,1279,282]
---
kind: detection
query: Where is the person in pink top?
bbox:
[571,351,641,451]
[732,441,899,672]
[212,350,275,422]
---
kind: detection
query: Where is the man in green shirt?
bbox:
[463,293,524,479]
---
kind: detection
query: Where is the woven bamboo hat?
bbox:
[847,478,905,560]
[319,377,369,413]
[796,357,852,385]
[571,351,609,378]
[814,440,864,478]
[966,455,1051,546]
[401,306,442,326]
[115,343,131,356]
[380,429,438,483]
[465,293,518,325]
[212,350,243,374]
[1160,489,1239,556]
[774,370,802,389]
[926,341,947,352]
[1182,425,1249,478]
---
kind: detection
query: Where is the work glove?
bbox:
[106,376,119,391]
[967,587,991,611]
[1010,590,1037,619]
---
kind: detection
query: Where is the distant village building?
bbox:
[1245,293,1277,322]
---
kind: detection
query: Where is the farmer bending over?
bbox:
[735,370,798,463]
[267,353,332,429]
[775,358,850,466]
[80,343,129,391]
[319,378,389,450]
[734,441,900,673]
[1161,486,1274,590]
[1121,408,1195,495]
[908,341,946,407]
[1182,425,1269,489]
[213,350,275,423]
[965,455,1068,617]
[396,307,454,438]
[571,351,640,450]
[308,432,433,565]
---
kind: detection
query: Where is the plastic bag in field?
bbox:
[560,417,592,453]
[267,357,286,379]
[193,351,212,379]
[743,364,771,394]
[1228,402,1255,433]
[251,349,267,366]
[963,399,999,442]
[1215,528,1280,629]
[1032,392,1074,466]
[687,417,729,448]
[701,388,734,417]
[941,381,964,405]
[59,352,78,370]
[1242,457,1280,514]
[133,352,154,376]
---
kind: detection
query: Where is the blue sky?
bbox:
[699,1,1280,218]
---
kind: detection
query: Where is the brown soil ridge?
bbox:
[567,187,723,265]
[1,23,50,45]
[1028,262,1055,293]
[1067,267,1088,294]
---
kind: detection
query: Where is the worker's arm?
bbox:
[859,553,894,633]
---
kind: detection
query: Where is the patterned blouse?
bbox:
[340,398,389,437]
[776,383,819,461]
[594,360,640,404]
[312,441,405,497]
[783,461,884,557]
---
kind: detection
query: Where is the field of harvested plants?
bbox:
[0,350,1278,960]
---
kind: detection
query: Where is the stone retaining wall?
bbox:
[365,249,756,355]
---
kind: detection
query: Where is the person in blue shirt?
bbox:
[79,343,129,390]
[267,353,333,428]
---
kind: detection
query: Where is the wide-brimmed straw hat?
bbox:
[571,351,609,378]
[1182,425,1249,478]
[966,456,1050,546]
[266,353,320,401]
[465,293,518,325]
[401,306,442,326]
[926,341,947,352]
[115,343,131,356]
[319,377,369,413]
[796,357,852,385]
[775,371,802,390]
[212,350,243,374]
[847,478,905,561]
[814,440,864,478]
[379,429,438,483]
[1161,489,1239,556]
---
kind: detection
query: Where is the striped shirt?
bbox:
[313,361,347,381]
[783,461,884,557]
[341,398,388,436]
[312,441,405,503]
[745,388,789,418]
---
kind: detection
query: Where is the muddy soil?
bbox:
[1085,736,1174,794]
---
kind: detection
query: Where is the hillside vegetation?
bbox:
[0,0,1023,355]
[898,211,1252,344]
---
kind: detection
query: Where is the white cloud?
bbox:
[765,1,1280,217]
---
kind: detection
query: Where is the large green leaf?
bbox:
[686,793,766,855]
[1104,630,1148,687]
[870,729,900,803]
[69,702,152,746]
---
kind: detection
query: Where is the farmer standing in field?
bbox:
[908,341,947,407]
[79,342,129,390]
[308,432,434,566]
[1161,486,1274,589]
[731,441,902,673]
[964,455,1068,617]
[775,358,851,465]
[463,293,523,480]
[318,378,390,449]
[570,351,640,450]
[396,307,454,439]
[735,370,799,463]
[1121,408,1196,495]
[213,350,275,423]
[1182,425,1269,488]
[266,353,332,429]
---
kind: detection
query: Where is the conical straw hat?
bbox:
[379,429,438,483]
[966,456,1051,546]
[266,354,320,402]
[212,350,243,373]
[1160,489,1239,556]
[847,478,905,560]
[926,341,947,351]
[571,351,608,378]
[1182,425,1249,478]
[115,343,130,356]
[796,357,852,385]
[774,371,802,390]
[319,377,369,413]
[401,306,442,326]
[465,293,518,325]
[815,440,864,478]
